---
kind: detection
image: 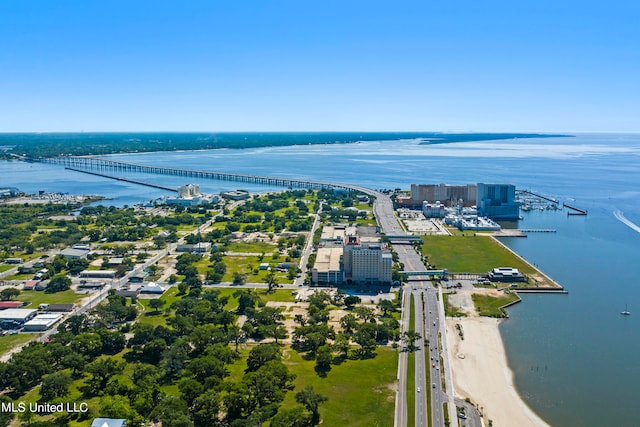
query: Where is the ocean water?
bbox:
[1,133,639,426]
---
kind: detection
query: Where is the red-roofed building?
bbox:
[0,301,24,310]
[23,280,38,290]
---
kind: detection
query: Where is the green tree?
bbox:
[403,330,422,352]
[295,386,327,424]
[99,395,142,425]
[45,273,71,293]
[270,406,311,427]
[0,288,20,301]
[149,298,166,313]
[246,343,281,372]
[378,299,397,316]
[232,271,247,286]
[39,371,72,401]
[343,295,361,308]
[85,358,125,395]
[264,271,280,293]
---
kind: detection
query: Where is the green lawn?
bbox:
[19,289,83,307]
[214,287,297,311]
[280,348,397,427]
[0,265,13,273]
[225,241,277,254]
[471,292,521,317]
[0,333,38,357]
[421,235,540,278]
[220,255,293,284]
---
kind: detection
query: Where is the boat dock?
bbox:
[519,189,559,204]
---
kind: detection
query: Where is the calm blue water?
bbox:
[1,133,639,426]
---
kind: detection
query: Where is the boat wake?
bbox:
[613,210,640,234]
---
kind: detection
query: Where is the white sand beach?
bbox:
[446,317,550,427]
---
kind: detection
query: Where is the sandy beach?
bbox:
[446,316,550,427]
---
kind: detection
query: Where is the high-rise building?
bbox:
[343,235,392,284]
[410,184,477,206]
[476,183,519,219]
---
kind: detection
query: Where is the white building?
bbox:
[178,184,200,198]
[422,202,446,218]
[312,247,344,284]
[0,309,37,325]
[343,235,392,284]
[23,313,64,331]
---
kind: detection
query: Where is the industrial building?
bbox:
[0,301,25,310]
[80,270,116,279]
[60,247,91,260]
[23,313,64,331]
[176,242,212,253]
[0,308,37,326]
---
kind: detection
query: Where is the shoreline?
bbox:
[446,316,549,427]
[490,235,565,289]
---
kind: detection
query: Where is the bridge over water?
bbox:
[42,156,354,191]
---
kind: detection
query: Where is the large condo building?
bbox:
[312,228,392,285]
[409,184,477,206]
[476,183,520,219]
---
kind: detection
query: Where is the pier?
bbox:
[563,202,587,215]
[520,229,557,233]
[42,156,351,190]
[66,167,177,192]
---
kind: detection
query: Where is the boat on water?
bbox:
[621,305,631,316]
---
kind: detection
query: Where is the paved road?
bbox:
[363,190,457,427]
[395,290,410,427]
[454,398,483,427]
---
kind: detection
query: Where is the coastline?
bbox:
[446,316,550,427]
[490,235,565,289]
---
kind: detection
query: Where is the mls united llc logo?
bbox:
[1,401,89,414]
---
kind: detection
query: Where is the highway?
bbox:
[366,191,457,427]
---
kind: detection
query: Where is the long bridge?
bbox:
[42,156,352,191]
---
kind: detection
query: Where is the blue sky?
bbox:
[1,1,639,132]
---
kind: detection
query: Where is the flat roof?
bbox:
[60,247,90,257]
[314,247,342,273]
[0,308,37,320]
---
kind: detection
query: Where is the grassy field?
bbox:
[0,333,38,357]
[214,287,297,311]
[19,289,83,307]
[280,348,397,427]
[421,235,555,287]
[225,241,277,254]
[220,255,293,284]
[223,343,397,426]
[471,292,521,317]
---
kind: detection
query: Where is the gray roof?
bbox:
[91,419,127,427]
